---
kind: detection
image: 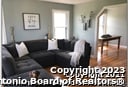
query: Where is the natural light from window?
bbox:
[53,10,69,39]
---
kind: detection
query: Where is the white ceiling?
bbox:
[40,0,94,5]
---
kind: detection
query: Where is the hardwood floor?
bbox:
[96,45,127,67]
[45,46,127,87]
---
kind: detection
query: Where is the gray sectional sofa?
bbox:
[2,39,91,86]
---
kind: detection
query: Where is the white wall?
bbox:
[106,4,127,46]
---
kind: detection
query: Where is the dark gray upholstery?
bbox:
[29,51,55,67]
[3,43,19,58]
[24,39,48,52]
[15,55,31,61]
[64,40,71,51]
[2,46,13,58]
[70,39,77,51]
[2,46,17,77]
[57,39,65,49]
[56,51,72,67]
[2,56,17,77]
[2,39,91,81]
[83,42,91,67]
[16,59,42,74]
[56,42,91,68]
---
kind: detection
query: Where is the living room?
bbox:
[1,0,127,87]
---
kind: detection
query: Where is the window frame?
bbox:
[52,9,70,39]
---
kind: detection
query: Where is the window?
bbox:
[52,10,69,39]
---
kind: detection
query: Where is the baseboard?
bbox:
[109,44,127,49]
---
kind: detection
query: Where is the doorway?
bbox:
[95,4,127,66]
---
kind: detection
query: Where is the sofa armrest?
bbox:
[2,56,17,78]
[79,42,91,67]
[2,46,17,77]
[84,42,91,67]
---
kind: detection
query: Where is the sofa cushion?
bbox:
[2,56,17,77]
[48,49,65,54]
[56,51,87,67]
[56,51,72,67]
[29,51,55,67]
[57,39,65,50]
[2,46,13,58]
[4,44,19,58]
[24,39,48,52]
[64,40,71,51]
[2,46,17,77]
[70,39,77,51]
[15,56,31,61]
[16,59,42,74]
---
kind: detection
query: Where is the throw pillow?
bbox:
[48,39,59,50]
[15,42,29,57]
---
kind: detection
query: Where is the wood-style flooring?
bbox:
[45,45,127,87]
